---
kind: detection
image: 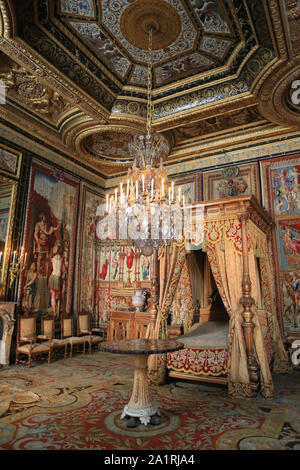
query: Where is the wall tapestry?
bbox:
[74,182,104,321]
[260,154,300,334]
[95,241,152,323]
[203,163,260,201]
[0,144,21,177]
[21,161,79,318]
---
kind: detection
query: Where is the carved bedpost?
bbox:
[239,212,260,391]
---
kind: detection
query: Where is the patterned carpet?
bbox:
[0,350,300,450]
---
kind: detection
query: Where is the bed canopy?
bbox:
[147,194,290,399]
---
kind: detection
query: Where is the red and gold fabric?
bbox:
[167,347,228,376]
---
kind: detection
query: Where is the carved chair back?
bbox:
[61,315,74,339]
[18,314,36,344]
[40,315,55,340]
[77,311,90,335]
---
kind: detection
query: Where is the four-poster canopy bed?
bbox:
[96,194,289,399]
[146,194,289,399]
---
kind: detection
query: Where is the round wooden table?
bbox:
[100,338,184,427]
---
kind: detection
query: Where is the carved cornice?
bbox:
[0,59,74,123]
[0,37,110,124]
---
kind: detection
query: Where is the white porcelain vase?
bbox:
[132,289,147,312]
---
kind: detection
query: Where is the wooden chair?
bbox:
[61,314,86,357]
[38,315,69,359]
[15,314,52,367]
[77,311,103,353]
[90,316,107,341]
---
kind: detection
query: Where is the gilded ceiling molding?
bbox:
[63,118,146,152]
[0,37,109,124]
[257,61,300,127]
[0,60,76,124]
[168,123,295,162]
[170,106,263,144]
[0,0,16,39]
[0,104,67,151]
[0,117,107,185]
[74,124,152,168]
[48,9,124,91]
[153,93,258,133]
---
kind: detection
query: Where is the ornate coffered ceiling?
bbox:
[0,0,299,181]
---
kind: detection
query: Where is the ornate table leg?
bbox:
[121,354,160,426]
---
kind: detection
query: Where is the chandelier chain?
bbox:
[146,25,153,136]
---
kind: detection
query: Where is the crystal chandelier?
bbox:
[104,26,185,257]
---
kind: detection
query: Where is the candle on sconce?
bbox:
[0,252,2,265]
[127,179,129,197]
[115,187,117,203]
[151,179,154,199]
[24,252,27,266]
[136,180,138,200]
[106,194,109,212]
[162,178,164,198]
[168,187,171,205]
[13,251,16,263]
[142,174,145,192]
[171,181,174,201]
[178,187,181,203]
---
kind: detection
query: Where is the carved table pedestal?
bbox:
[100,338,183,427]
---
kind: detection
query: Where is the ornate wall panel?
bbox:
[260,154,300,335]
[203,162,260,201]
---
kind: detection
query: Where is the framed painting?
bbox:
[260,154,300,334]
[202,162,260,201]
[173,173,202,204]
[21,160,79,318]
[0,144,21,178]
